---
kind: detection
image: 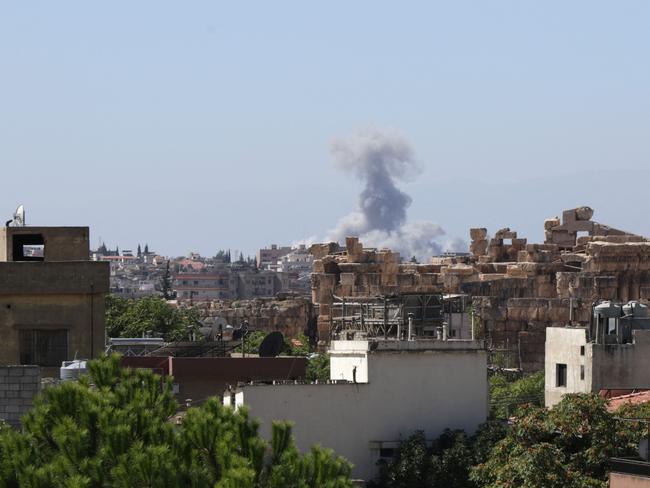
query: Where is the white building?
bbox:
[225,338,488,481]
[545,301,650,407]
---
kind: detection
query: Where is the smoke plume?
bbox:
[326,128,466,261]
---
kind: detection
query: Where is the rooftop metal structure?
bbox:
[329,293,472,340]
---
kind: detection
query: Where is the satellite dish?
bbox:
[13,205,25,227]
[258,331,285,358]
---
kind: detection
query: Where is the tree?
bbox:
[0,354,353,487]
[306,354,330,382]
[144,243,149,254]
[137,244,142,257]
[471,393,640,488]
[105,295,199,341]
[374,429,476,488]
[489,371,544,419]
[161,260,173,300]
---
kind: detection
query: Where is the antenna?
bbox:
[13,205,25,227]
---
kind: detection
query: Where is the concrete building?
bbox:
[174,272,234,300]
[256,244,291,271]
[0,226,109,376]
[226,338,488,481]
[545,301,650,407]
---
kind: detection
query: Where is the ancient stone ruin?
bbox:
[310,207,650,371]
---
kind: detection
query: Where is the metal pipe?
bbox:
[408,313,414,341]
[90,282,94,358]
[471,311,475,341]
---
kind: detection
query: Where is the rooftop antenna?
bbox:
[13,205,25,227]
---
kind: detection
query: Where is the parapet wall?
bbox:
[0,366,40,426]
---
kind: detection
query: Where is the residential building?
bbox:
[0,226,109,376]
[276,244,313,295]
[545,301,650,407]
[174,272,234,300]
[256,244,291,271]
[225,338,488,481]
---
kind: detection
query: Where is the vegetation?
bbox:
[160,260,173,300]
[489,371,544,419]
[471,394,645,488]
[0,354,353,487]
[374,393,650,488]
[105,295,200,341]
[306,354,330,382]
[372,422,507,488]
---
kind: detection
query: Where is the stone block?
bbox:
[575,206,594,221]
[544,218,561,230]
[470,240,488,256]
[470,228,488,240]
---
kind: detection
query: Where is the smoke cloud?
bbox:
[326,128,466,261]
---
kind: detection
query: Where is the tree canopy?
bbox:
[0,354,353,487]
[471,393,644,488]
[105,295,200,342]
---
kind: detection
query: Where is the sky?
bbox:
[1,1,649,257]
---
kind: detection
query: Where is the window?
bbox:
[379,448,395,459]
[580,365,585,381]
[580,346,585,356]
[556,363,567,387]
[12,234,45,261]
[19,329,67,367]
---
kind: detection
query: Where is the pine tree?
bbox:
[137,244,142,257]
[0,355,353,487]
[144,243,149,254]
[161,261,173,301]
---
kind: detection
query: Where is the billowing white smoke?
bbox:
[325,128,466,261]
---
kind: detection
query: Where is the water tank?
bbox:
[594,301,622,318]
[623,301,649,318]
[60,360,88,381]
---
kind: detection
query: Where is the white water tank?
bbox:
[60,360,88,381]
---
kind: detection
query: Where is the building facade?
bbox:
[226,338,488,481]
[545,302,650,406]
[0,226,109,376]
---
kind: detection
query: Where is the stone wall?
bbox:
[179,297,315,339]
[0,366,40,426]
[310,207,650,372]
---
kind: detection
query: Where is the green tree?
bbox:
[0,354,353,487]
[160,261,173,300]
[375,429,476,488]
[489,371,544,419]
[105,295,199,341]
[471,393,639,488]
[306,354,330,382]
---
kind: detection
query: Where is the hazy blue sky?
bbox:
[1,2,649,257]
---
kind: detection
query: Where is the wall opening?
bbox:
[12,234,45,261]
[580,364,585,381]
[19,329,68,366]
[556,363,567,387]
